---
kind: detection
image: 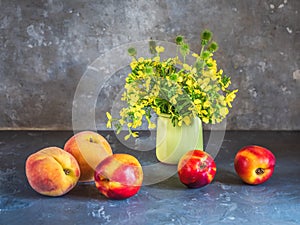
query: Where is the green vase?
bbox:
[156,114,203,164]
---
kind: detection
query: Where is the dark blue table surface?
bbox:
[0,131,299,225]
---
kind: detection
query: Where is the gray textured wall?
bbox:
[1,0,299,130]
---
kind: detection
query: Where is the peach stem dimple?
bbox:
[100,175,110,182]
[64,168,71,175]
[255,168,264,175]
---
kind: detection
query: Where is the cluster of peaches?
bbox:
[25,131,276,200]
[25,131,143,199]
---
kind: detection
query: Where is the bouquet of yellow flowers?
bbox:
[107,30,238,140]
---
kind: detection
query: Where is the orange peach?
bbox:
[64,131,113,182]
[94,154,143,200]
[25,147,80,196]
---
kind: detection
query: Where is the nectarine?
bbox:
[234,145,276,185]
[178,150,216,188]
[94,154,143,200]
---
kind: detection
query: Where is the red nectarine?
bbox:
[94,154,143,199]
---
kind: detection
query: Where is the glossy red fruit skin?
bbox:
[234,145,276,185]
[178,150,217,188]
[94,154,143,200]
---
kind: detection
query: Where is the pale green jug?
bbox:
[156,114,203,164]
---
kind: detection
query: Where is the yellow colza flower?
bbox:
[130,63,138,71]
[134,111,144,119]
[206,58,217,71]
[182,116,191,125]
[203,69,218,81]
[201,110,208,115]
[151,83,160,96]
[194,89,201,95]
[146,117,156,129]
[199,77,211,89]
[190,67,197,75]
[202,117,209,124]
[125,131,139,140]
[153,56,160,62]
[106,112,112,128]
[218,95,227,106]
[225,89,238,107]
[193,99,201,105]
[219,107,229,117]
[137,71,145,78]
[170,95,178,105]
[176,86,183,95]
[144,77,151,91]
[138,57,145,63]
[203,85,212,92]
[155,46,165,54]
[161,62,167,68]
[127,93,139,105]
[186,79,193,88]
[177,76,183,83]
[194,104,202,114]
[132,119,142,128]
[183,63,192,71]
[192,53,199,58]
[203,101,211,108]
[119,119,125,126]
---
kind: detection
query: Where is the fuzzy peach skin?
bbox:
[178,150,217,188]
[25,147,80,196]
[234,145,276,185]
[94,154,143,200]
[64,131,113,182]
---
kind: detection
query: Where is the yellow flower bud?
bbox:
[192,53,199,58]
[194,99,201,105]
[201,110,208,115]
[153,56,160,62]
[155,46,165,53]
[186,79,193,87]
[177,76,183,83]
[106,121,112,128]
[219,107,229,117]
[183,64,192,71]
[106,112,112,120]
[132,132,139,138]
[183,116,191,125]
[202,117,209,123]
[138,57,145,62]
[203,101,210,108]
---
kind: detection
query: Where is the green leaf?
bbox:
[149,40,156,55]
[128,47,137,56]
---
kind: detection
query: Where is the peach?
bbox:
[25,146,80,196]
[64,131,113,182]
[94,154,143,200]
